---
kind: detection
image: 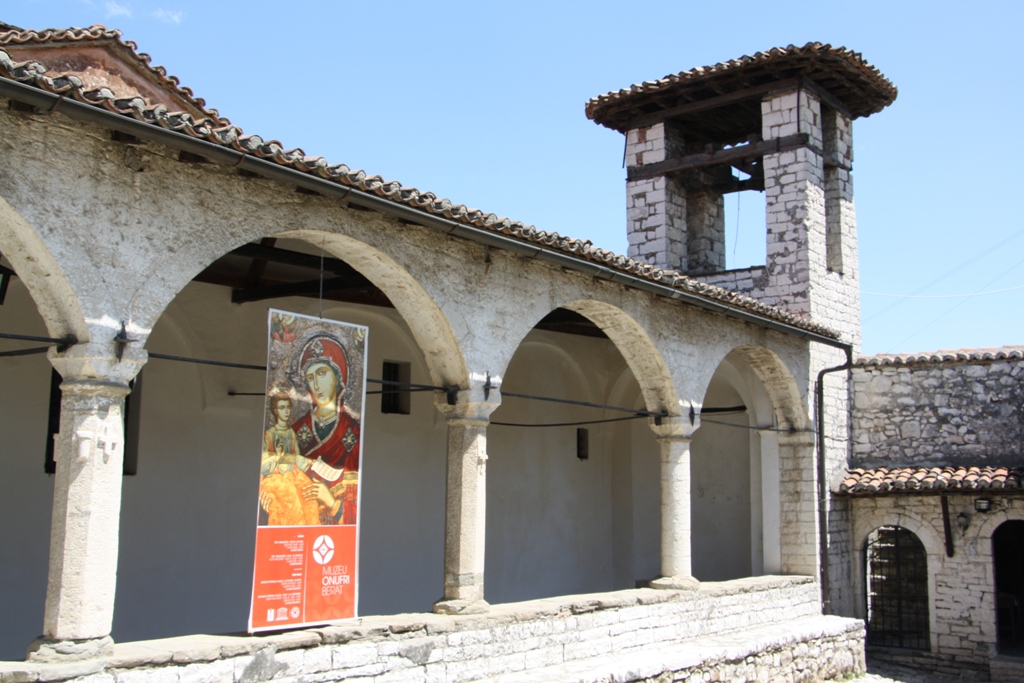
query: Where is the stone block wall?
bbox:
[851,352,1024,467]
[693,266,767,299]
[849,494,1024,677]
[0,577,859,683]
[625,123,687,271]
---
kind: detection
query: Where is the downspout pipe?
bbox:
[815,343,854,615]
[0,76,852,351]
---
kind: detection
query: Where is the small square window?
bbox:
[381,360,411,415]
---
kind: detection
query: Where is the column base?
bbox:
[433,598,490,615]
[650,575,701,591]
[26,635,114,662]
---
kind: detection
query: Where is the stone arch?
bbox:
[854,505,945,559]
[0,196,88,342]
[125,228,469,391]
[977,508,1024,543]
[850,503,942,648]
[713,344,810,432]
[529,299,682,417]
[692,344,813,575]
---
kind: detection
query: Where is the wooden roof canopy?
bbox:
[586,43,897,145]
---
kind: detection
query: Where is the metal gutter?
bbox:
[0,76,850,351]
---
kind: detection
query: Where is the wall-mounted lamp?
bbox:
[957,511,971,532]
[974,498,992,513]
[576,428,589,461]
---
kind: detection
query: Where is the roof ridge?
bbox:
[0,45,839,340]
[0,24,228,125]
[837,465,1024,495]
[856,345,1024,366]
[586,42,897,126]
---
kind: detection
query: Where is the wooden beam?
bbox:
[244,237,276,289]
[230,243,353,274]
[627,133,810,181]
[627,77,801,130]
[799,78,852,120]
[232,277,374,304]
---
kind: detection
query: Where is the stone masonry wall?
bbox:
[849,494,1024,677]
[851,353,1024,467]
[0,578,857,683]
[693,266,767,299]
[625,123,687,271]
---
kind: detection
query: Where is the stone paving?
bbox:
[859,657,973,683]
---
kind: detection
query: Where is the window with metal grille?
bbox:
[380,360,411,415]
[865,525,930,650]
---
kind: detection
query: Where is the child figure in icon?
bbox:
[258,392,320,526]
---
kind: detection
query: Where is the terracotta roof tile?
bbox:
[586,43,897,131]
[836,467,1024,495]
[856,346,1024,367]
[0,24,226,124]
[0,35,840,340]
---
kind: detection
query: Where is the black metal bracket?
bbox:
[113,321,137,361]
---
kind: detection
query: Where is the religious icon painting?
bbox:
[249,309,368,632]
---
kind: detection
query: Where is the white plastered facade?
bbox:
[0,77,851,669]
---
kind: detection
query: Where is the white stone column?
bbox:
[27,344,145,662]
[434,390,499,615]
[30,380,128,659]
[650,419,699,590]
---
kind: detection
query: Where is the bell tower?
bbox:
[586,44,897,348]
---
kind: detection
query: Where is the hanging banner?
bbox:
[249,309,367,632]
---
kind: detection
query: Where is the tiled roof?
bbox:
[0,33,841,340]
[586,43,897,133]
[837,467,1024,495]
[856,346,1024,367]
[0,24,226,124]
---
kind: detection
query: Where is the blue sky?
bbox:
[6,1,1023,355]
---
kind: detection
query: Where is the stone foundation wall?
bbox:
[851,352,1024,467]
[0,577,849,683]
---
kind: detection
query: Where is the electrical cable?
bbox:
[490,415,647,428]
[884,253,1024,353]
[698,416,808,433]
[865,226,1024,323]
[864,284,1024,298]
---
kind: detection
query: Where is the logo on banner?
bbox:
[312,535,335,564]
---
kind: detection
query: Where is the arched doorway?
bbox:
[865,525,930,650]
[994,520,1024,655]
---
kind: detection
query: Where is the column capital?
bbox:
[649,415,698,441]
[49,341,147,387]
[433,374,502,424]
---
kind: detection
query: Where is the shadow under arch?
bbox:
[692,343,815,576]
[126,228,470,391]
[529,299,682,417]
[0,196,88,342]
[713,344,810,432]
